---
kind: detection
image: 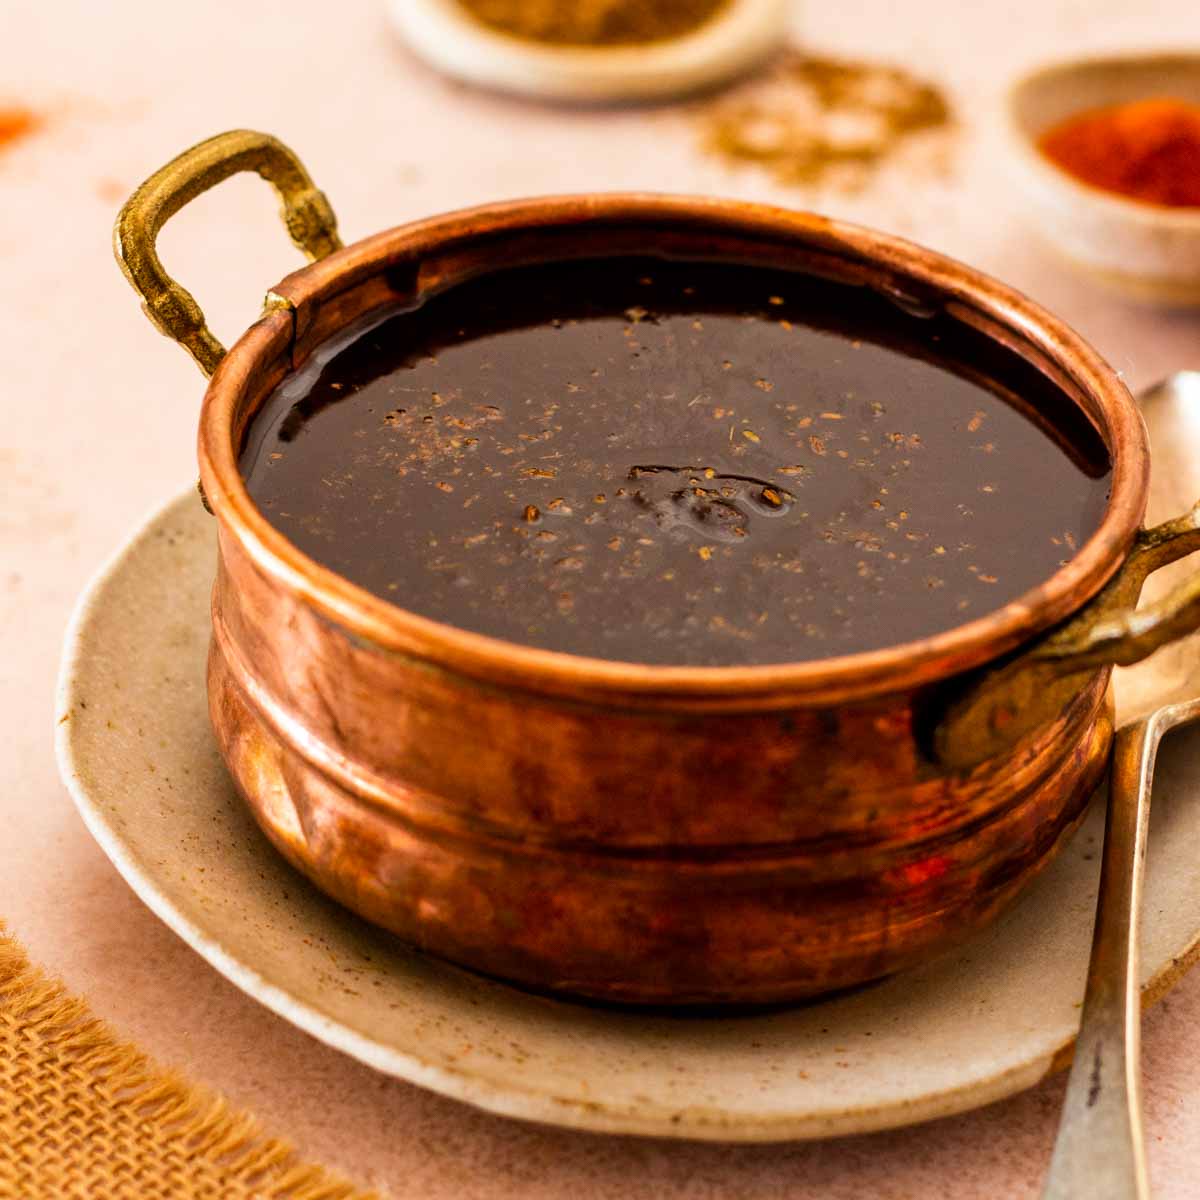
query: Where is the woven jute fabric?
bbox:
[0,924,378,1200]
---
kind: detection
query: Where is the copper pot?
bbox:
[115,131,1200,1006]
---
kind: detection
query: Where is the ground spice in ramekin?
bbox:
[455,0,731,46]
[1038,97,1200,208]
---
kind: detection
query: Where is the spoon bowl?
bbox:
[1119,372,1200,722]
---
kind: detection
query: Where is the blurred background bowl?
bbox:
[1006,52,1200,305]
[390,0,789,103]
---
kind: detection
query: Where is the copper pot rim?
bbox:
[198,194,1147,704]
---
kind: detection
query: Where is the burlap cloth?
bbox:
[0,924,377,1200]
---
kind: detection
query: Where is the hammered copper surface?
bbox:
[208,611,1113,1001]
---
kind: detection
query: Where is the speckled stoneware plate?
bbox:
[55,488,1200,1142]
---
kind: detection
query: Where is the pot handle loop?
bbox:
[1039,503,1200,669]
[113,130,342,377]
[932,501,1200,769]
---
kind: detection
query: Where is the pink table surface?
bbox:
[5,2,1200,1195]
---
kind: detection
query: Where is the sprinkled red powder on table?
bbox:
[0,108,39,153]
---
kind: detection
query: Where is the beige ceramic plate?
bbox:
[55,488,1200,1142]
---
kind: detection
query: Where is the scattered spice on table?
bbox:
[700,52,954,189]
[455,0,731,46]
[0,108,38,153]
[1038,97,1200,208]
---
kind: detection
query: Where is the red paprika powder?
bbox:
[0,108,38,152]
[1038,96,1200,208]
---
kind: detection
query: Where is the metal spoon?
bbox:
[1043,372,1200,1200]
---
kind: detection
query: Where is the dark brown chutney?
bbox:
[240,255,1112,667]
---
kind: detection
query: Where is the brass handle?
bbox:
[933,502,1200,769]
[113,129,343,377]
[1044,504,1200,669]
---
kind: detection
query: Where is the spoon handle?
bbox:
[1041,716,1160,1200]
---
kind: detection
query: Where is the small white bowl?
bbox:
[1006,52,1200,305]
[390,0,788,103]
